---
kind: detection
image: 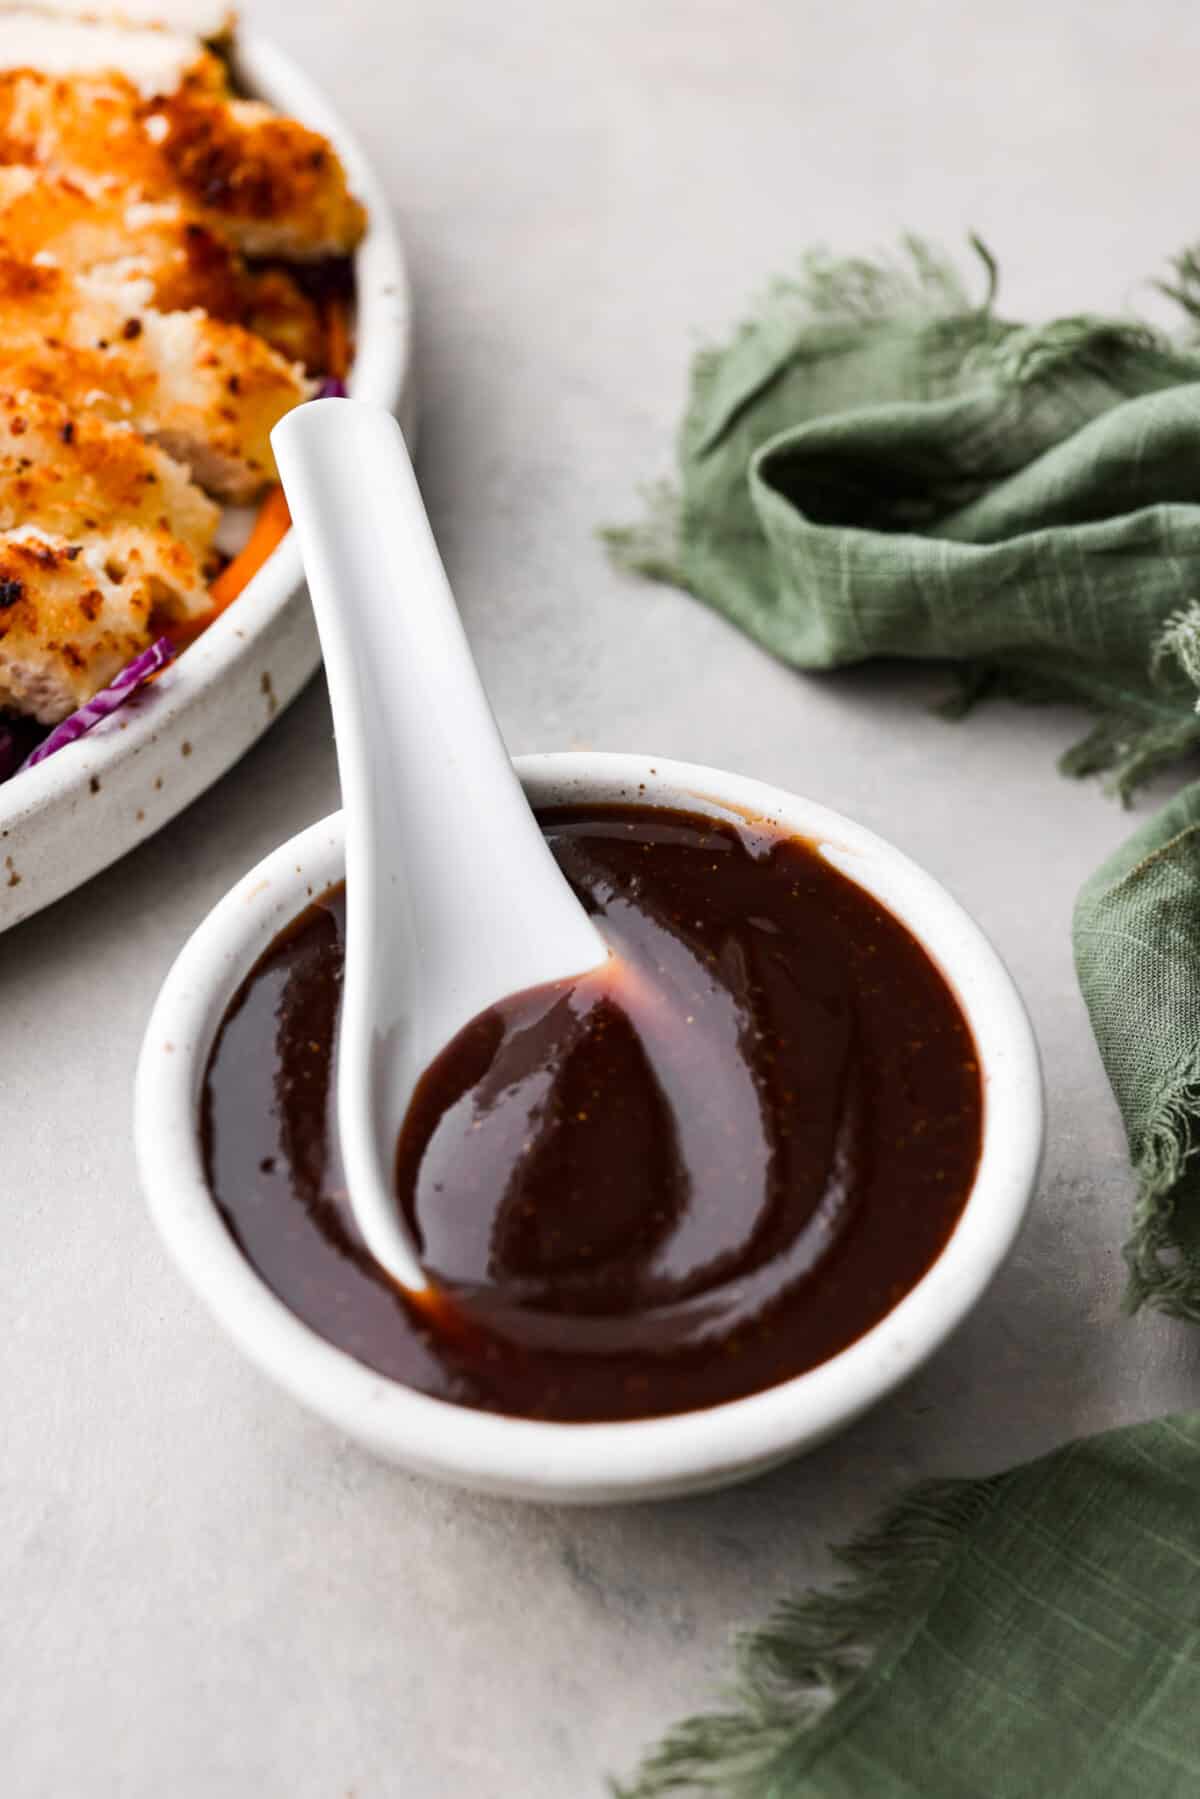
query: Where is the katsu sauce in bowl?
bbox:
[137,755,1043,1500]
[204,806,982,1421]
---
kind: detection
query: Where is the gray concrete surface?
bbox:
[5,2,1200,1793]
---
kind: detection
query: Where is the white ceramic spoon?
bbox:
[272,400,608,1294]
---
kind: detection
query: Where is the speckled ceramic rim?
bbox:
[135,753,1044,1504]
[0,34,414,934]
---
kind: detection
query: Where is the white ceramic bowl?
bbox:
[135,753,1043,1504]
[0,34,414,934]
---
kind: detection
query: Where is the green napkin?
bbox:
[1076,779,1200,1320]
[608,242,1200,1795]
[608,240,1200,798]
[618,1415,1200,1798]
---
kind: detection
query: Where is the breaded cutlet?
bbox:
[0,67,366,260]
[0,254,312,499]
[0,523,208,721]
[0,390,217,717]
[0,2,234,39]
[0,166,327,367]
[0,388,218,557]
[0,13,222,93]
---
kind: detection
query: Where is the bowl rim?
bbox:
[135,751,1044,1501]
[0,31,415,931]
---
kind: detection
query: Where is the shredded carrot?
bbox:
[324,299,351,382]
[211,486,292,609]
[171,484,292,647]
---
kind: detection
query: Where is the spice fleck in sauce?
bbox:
[202,804,982,1422]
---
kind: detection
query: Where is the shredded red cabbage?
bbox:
[317,376,348,399]
[18,636,176,775]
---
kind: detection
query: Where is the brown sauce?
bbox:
[202,804,982,1422]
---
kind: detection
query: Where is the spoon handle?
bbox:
[273,401,605,1288]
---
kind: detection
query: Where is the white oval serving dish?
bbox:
[0,34,414,932]
[135,752,1044,1505]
